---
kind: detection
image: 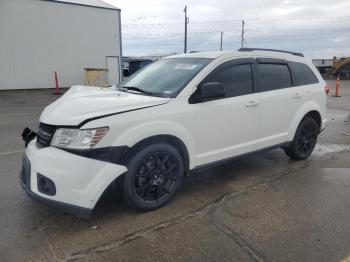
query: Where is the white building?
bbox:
[0,0,122,90]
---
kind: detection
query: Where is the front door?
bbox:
[193,60,261,166]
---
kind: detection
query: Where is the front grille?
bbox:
[36,123,56,148]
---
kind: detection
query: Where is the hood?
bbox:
[40,85,170,126]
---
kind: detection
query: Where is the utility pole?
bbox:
[220,31,223,51]
[241,20,245,48]
[184,5,189,53]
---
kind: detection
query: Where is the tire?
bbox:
[284,117,319,160]
[123,143,184,211]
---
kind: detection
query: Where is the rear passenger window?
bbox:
[290,62,319,86]
[258,64,292,91]
[205,64,253,97]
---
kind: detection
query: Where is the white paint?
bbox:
[194,93,261,165]
[25,140,126,209]
[40,85,170,125]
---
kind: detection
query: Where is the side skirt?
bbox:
[189,142,291,174]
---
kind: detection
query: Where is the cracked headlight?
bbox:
[51,127,108,149]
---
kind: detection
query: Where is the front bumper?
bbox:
[20,173,92,219]
[21,139,127,217]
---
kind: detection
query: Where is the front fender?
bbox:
[113,120,196,169]
[288,101,323,141]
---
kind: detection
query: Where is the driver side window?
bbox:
[204,64,254,98]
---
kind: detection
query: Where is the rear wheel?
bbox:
[123,143,184,211]
[284,117,319,160]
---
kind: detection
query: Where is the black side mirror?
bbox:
[189,82,225,104]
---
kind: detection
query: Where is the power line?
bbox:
[122,16,350,27]
[123,28,350,36]
[187,23,211,43]
[123,28,350,39]
[124,32,350,41]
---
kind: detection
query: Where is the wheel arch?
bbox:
[123,135,191,173]
[288,102,323,141]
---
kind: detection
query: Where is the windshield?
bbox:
[118,58,213,98]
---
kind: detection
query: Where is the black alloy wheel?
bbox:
[284,117,319,160]
[297,120,318,157]
[135,152,177,202]
[123,143,184,211]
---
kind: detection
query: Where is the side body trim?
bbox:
[190,142,290,173]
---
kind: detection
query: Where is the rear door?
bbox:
[289,61,320,100]
[193,59,262,166]
[256,59,302,147]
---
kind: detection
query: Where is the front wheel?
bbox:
[284,117,319,160]
[123,143,184,211]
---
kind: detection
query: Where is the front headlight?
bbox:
[51,127,108,149]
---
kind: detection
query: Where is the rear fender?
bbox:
[288,101,323,141]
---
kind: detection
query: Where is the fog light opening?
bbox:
[37,174,56,196]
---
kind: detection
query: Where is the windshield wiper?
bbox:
[118,86,155,96]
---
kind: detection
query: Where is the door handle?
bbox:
[293,92,302,98]
[245,100,259,107]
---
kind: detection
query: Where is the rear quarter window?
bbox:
[289,62,319,86]
[258,63,292,91]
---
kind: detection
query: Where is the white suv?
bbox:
[21,48,327,218]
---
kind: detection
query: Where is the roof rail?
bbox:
[238,48,304,57]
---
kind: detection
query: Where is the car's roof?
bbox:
[167,50,308,63]
[168,51,233,59]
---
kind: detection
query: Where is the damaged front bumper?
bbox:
[22,127,37,147]
[20,127,127,218]
[20,156,92,219]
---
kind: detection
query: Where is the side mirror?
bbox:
[189,82,225,104]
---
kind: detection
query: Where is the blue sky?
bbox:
[104,0,350,58]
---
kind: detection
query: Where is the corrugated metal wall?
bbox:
[0,0,121,90]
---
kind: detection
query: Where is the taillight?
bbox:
[324,84,330,95]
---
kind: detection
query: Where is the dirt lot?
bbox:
[0,80,349,262]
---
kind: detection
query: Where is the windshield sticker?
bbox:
[174,64,198,70]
